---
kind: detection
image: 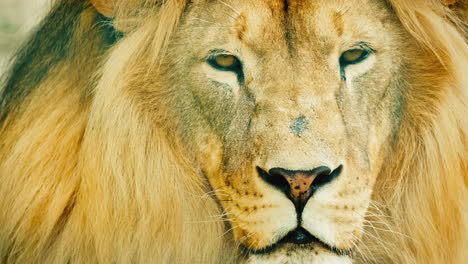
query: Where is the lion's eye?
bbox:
[207,54,241,72]
[339,49,370,66]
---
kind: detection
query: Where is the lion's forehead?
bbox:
[194,0,390,54]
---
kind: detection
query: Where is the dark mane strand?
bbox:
[0,0,119,123]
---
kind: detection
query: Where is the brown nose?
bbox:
[257,165,342,212]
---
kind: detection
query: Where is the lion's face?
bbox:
[164,0,407,262]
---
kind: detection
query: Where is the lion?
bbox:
[0,0,466,263]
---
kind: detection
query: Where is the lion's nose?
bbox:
[257,165,343,212]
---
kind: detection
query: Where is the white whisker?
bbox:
[190,17,227,26]
[192,26,233,29]
[218,223,245,239]
[216,0,241,15]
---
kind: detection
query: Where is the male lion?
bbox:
[0,0,466,263]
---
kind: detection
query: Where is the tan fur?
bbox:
[0,0,466,263]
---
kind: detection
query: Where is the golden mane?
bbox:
[0,0,466,263]
[366,0,468,263]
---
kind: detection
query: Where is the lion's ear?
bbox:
[89,0,115,17]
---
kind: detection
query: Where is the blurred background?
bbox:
[0,0,50,73]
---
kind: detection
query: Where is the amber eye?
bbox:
[207,54,241,72]
[215,55,236,67]
[339,49,370,66]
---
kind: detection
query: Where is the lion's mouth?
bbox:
[242,227,353,257]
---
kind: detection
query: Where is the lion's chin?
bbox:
[241,228,354,263]
[244,243,352,264]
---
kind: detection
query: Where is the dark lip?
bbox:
[241,228,354,257]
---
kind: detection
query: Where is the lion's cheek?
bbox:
[192,132,224,181]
